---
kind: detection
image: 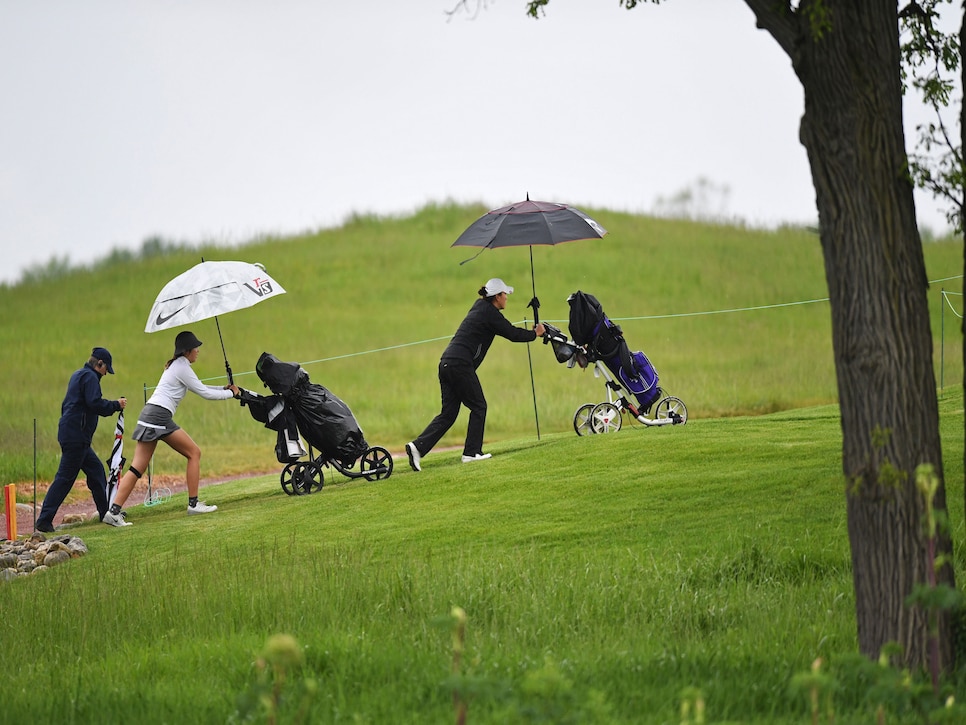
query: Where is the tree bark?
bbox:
[746,0,955,671]
[960,0,965,531]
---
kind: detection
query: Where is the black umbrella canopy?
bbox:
[452,198,607,323]
[452,198,607,250]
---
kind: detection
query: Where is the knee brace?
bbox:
[128,465,143,480]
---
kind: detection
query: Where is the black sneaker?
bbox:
[35,522,55,533]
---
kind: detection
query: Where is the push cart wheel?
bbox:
[590,402,622,434]
[280,462,301,496]
[573,403,596,436]
[361,447,394,481]
[297,461,325,494]
[654,396,688,425]
[291,462,312,496]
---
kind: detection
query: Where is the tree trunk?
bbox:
[748,0,955,671]
[960,0,965,531]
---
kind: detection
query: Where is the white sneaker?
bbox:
[103,510,132,527]
[187,501,218,515]
[461,453,492,463]
[405,442,422,472]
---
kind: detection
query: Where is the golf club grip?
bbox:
[528,296,540,324]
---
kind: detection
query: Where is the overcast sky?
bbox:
[0,1,958,285]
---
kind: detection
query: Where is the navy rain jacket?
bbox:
[441,298,537,369]
[57,362,122,446]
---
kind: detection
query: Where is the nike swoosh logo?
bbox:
[155,305,187,325]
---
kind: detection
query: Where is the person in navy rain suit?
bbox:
[35,347,126,532]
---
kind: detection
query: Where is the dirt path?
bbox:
[12,470,277,533]
[11,447,425,534]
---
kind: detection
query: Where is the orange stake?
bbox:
[4,484,17,540]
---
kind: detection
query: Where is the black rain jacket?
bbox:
[441,298,537,369]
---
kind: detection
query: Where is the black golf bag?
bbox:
[241,352,369,467]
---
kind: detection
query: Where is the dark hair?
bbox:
[164,348,195,370]
[479,285,497,301]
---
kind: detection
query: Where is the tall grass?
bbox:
[1,387,963,722]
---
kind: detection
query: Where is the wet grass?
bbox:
[1,388,963,722]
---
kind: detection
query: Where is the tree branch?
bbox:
[445,0,490,21]
[744,0,799,57]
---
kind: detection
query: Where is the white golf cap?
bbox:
[484,278,514,296]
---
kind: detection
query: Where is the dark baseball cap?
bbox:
[92,347,114,374]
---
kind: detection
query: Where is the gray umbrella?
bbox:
[453,197,606,248]
[452,197,607,322]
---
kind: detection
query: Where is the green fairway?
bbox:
[1,390,963,723]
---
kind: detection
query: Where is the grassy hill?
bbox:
[1,206,963,722]
[0,204,961,484]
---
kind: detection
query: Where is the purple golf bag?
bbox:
[567,290,661,412]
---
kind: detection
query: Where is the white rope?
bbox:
[182,273,962,387]
[942,290,964,319]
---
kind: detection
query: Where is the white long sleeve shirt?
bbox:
[146,356,233,414]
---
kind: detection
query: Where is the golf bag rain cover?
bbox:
[239,389,306,463]
[255,352,369,466]
[567,291,661,411]
[567,290,606,348]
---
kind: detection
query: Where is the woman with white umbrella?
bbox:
[103,331,239,526]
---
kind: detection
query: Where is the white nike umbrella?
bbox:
[145,260,286,382]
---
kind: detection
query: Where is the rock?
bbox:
[0,533,89,582]
[65,539,89,557]
[43,550,70,567]
[0,568,19,581]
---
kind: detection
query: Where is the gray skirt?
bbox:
[131,404,181,442]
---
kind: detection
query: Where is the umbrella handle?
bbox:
[527,296,540,324]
